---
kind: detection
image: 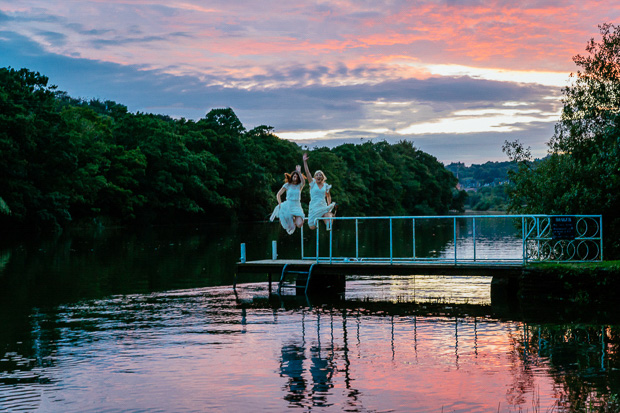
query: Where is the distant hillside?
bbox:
[445,161,515,211]
[445,161,514,189]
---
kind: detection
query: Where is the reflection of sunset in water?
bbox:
[273,309,559,412]
[1,282,618,412]
[346,275,493,304]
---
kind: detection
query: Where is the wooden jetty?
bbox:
[235,259,523,296]
[236,259,523,277]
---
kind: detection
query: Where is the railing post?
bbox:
[329,222,333,264]
[472,217,476,262]
[240,243,246,263]
[355,218,359,259]
[536,217,540,261]
[300,224,304,259]
[412,218,416,260]
[272,240,278,260]
[522,216,526,264]
[600,215,604,261]
[316,224,320,263]
[453,217,457,264]
[389,218,393,264]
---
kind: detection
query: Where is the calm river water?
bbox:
[0,220,619,412]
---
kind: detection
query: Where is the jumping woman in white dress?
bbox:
[303,153,337,231]
[269,165,306,234]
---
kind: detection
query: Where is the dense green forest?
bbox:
[504,23,620,258]
[0,67,465,231]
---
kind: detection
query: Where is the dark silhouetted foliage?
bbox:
[503,24,620,258]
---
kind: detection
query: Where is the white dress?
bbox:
[308,180,335,228]
[270,183,305,234]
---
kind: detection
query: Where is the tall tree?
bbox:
[0,68,72,229]
[504,23,620,257]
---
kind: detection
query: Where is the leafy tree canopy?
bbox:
[503,23,620,258]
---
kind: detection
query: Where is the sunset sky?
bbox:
[1,1,619,164]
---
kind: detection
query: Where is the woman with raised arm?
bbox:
[269,165,306,234]
[303,153,337,231]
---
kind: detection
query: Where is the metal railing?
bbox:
[298,214,603,264]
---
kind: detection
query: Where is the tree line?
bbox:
[446,161,514,187]
[0,67,465,231]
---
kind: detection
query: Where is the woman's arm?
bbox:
[276,185,286,205]
[326,191,332,204]
[302,153,313,183]
[296,164,305,191]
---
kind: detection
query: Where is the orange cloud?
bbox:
[4,0,618,86]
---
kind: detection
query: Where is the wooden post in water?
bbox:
[268,273,272,295]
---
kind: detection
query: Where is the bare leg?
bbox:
[323,212,333,230]
[294,216,304,228]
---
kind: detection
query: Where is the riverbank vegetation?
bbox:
[522,261,620,313]
[504,23,620,259]
[0,67,465,231]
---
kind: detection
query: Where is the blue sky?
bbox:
[1,1,618,164]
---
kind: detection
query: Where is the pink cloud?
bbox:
[3,0,619,83]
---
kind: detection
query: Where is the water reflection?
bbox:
[1,284,620,411]
[280,310,358,410]
[256,294,620,412]
[280,342,308,404]
[0,223,272,312]
[519,324,620,411]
